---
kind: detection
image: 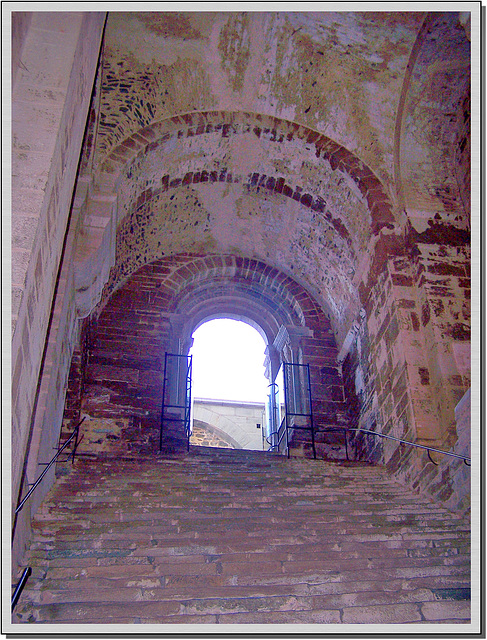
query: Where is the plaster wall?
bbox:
[11,12,32,90]
[96,11,422,186]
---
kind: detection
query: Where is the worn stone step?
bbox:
[35,512,465,534]
[38,487,461,508]
[29,518,470,544]
[36,506,464,529]
[17,583,450,611]
[15,589,470,625]
[15,447,470,626]
[21,538,470,589]
[24,529,470,566]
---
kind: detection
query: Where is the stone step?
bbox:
[15,590,471,624]
[29,519,468,545]
[14,448,470,626]
[21,569,472,605]
[32,515,467,539]
[33,510,467,535]
[43,475,445,497]
[38,493,453,510]
[22,552,469,591]
[28,529,470,553]
[19,574,470,610]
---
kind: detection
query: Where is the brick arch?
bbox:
[75,252,344,458]
[97,110,395,234]
[76,111,378,327]
[167,256,321,322]
[99,254,329,336]
[173,287,288,349]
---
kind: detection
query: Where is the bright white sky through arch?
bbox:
[189,319,269,403]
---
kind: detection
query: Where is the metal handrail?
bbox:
[266,416,287,454]
[346,427,471,465]
[11,567,32,611]
[15,418,85,515]
[268,421,470,466]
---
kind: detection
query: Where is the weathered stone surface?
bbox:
[13,451,470,626]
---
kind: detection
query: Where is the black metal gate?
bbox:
[265,362,316,459]
[160,352,192,451]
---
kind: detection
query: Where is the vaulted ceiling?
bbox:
[75,10,470,343]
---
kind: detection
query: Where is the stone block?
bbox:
[421,600,470,621]
[342,603,422,623]
[217,608,341,623]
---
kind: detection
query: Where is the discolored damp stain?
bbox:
[427,262,465,277]
[418,367,430,385]
[421,302,430,326]
[430,298,444,317]
[428,285,454,297]
[444,322,470,341]
[138,13,202,39]
[406,221,470,247]
[398,299,416,309]
[391,273,413,287]
[218,13,251,92]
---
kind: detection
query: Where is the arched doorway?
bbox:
[189,318,268,451]
[67,254,349,461]
[190,318,268,403]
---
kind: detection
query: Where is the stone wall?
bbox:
[342,237,470,513]
[191,421,237,449]
[62,236,471,512]
[11,14,105,560]
[60,254,346,460]
[11,11,473,577]
[192,399,266,451]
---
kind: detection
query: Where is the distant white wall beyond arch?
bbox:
[192,399,266,451]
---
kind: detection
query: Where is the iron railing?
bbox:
[15,418,85,515]
[266,362,317,459]
[319,426,470,466]
[282,362,316,459]
[346,427,471,465]
[267,424,471,466]
[11,567,32,611]
[11,420,84,612]
[266,416,288,456]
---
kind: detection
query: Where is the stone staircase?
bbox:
[12,446,470,626]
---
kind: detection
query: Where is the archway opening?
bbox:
[189,318,269,450]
